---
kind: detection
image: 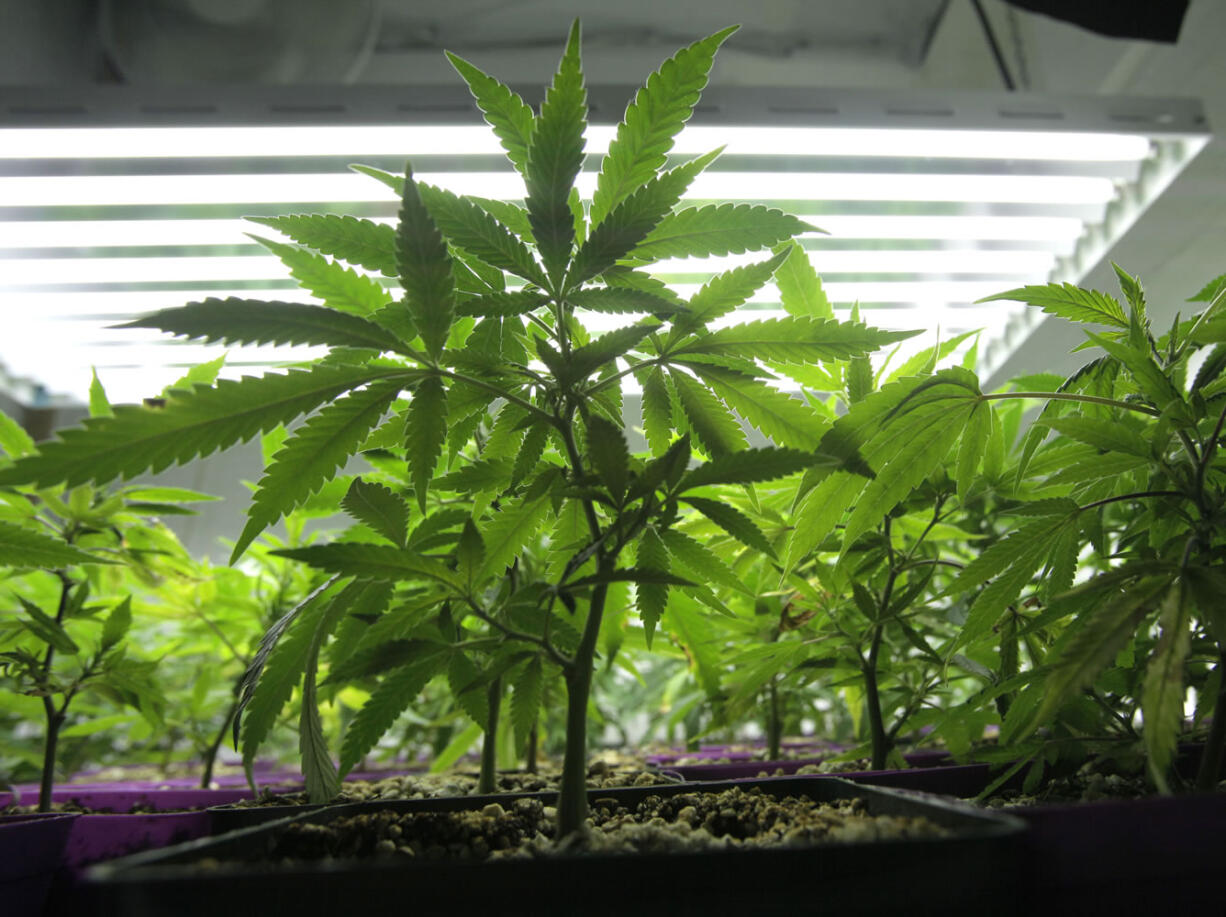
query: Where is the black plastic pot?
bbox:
[0,812,76,916]
[82,777,1025,917]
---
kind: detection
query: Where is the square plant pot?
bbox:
[0,813,77,917]
[82,777,1026,917]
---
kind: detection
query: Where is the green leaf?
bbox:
[635,527,669,647]
[686,364,826,450]
[18,597,79,654]
[249,212,396,274]
[641,367,673,457]
[567,567,694,590]
[978,282,1128,329]
[88,369,112,418]
[0,521,113,568]
[590,26,735,225]
[100,596,132,651]
[273,544,463,591]
[682,496,775,558]
[569,149,721,287]
[456,517,485,588]
[660,528,750,596]
[1037,414,1150,458]
[300,585,351,803]
[250,235,390,316]
[0,410,34,459]
[397,166,457,360]
[1085,331,1189,421]
[339,646,448,775]
[669,248,790,337]
[675,317,918,364]
[445,54,535,176]
[448,653,490,726]
[885,330,980,384]
[406,375,448,513]
[567,287,680,316]
[1142,583,1191,791]
[233,379,404,561]
[774,240,833,320]
[783,471,866,570]
[455,290,550,317]
[524,21,587,284]
[586,414,629,502]
[510,421,550,488]
[416,183,546,286]
[564,322,660,385]
[477,492,552,582]
[119,298,405,352]
[669,370,745,457]
[510,657,543,750]
[341,478,409,547]
[956,403,991,500]
[631,205,815,264]
[679,447,821,491]
[0,365,411,490]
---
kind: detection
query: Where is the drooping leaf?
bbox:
[405,375,448,513]
[397,166,457,360]
[299,585,353,803]
[338,646,449,775]
[0,365,412,490]
[524,21,586,284]
[447,653,490,726]
[510,657,543,750]
[341,478,409,547]
[774,240,833,320]
[1142,583,1191,791]
[233,380,404,561]
[0,521,113,568]
[590,26,736,226]
[978,282,1128,329]
[119,299,406,352]
[249,213,397,275]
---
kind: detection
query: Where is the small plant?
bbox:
[0,23,912,833]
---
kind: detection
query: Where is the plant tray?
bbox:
[82,777,1025,917]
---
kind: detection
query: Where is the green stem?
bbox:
[37,572,74,813]
[983,391,1161,417]
[478,675,503,795]
[864,623,889,770]
[1079,490,1185,513]
[1196,648,1226,792]
[526,719,539,774]
[556,579,609,838]
[201,691,241,789]
[767,678,782,762]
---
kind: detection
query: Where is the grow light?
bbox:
[0,84,1207,406]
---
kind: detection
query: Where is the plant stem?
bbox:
[864,623,889,770]
[982,391,1161,417]
[201,692,241,789]
[767,678,782,762]
[37,572,74,813]
[555,579,609,838]
[478,675,503,795]
[526,720,539,774]
[1196,647,1226,792]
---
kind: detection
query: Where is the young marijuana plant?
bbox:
[0,394,207,810]
[0,23,912,835]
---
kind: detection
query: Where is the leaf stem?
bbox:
[983,391,1160,417]
[1078,490,1185,513]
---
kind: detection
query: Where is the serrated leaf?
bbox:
[1036,415,1150,458]
[510,421,550,488]
[18,597,79,654]
[100,596,131,651]
[567,287,680,316]
[1143,584,1190,791]
[0,409,34,459]
[250,213,397,276]
[602,266,684,307]
[783,471,865,570]
[250,234,390,316]
[676,317,917,365]
[455,290,550,317]
[455,517,485,587]
[233,380,404,561]
[477,492,552,582]
[435,458,514,495]
[273,543,463,591]
[300,586,352,802]
[641,367,673,457]
[0,365,412,490]
[682,496,775,557]
[1085,331,1189,421]
[586,414,629,502]
[660,528,750,596]
[88,369,112,418]
[446,54,535,175]
[679,447,821,491]
[774,239,833,320]
[564,322,660,385]
[448,653,490,726]
[569,148,721,287]
[405,375,447,513]
[885,330,980,383]
[339,647,448,775]
[0,521,113,568]
[524,21,586,284]
[416,183,546,286]
[630,204,815,264]
[510,657,543,750]
[397,166,457,360]
[341,478,409,547]
[590,27,735,226]
[956,403,992,500]
[119,298,406,352]
[687,364,826,450]
[635,527,669,647]
[978,282,1128,329]
[670,248,791,337]
[669,370,745,457]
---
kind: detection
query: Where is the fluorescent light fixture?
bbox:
[0,84,1208,406]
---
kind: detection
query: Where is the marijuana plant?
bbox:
[0,23,912,834]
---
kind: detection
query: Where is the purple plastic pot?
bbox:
[0,813,77,916]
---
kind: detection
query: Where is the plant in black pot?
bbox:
[0,23,913,840]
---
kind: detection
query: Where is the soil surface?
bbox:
[234,761,680,808]
[201,786,948,868]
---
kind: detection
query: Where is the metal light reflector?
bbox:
[0,84,1208,406]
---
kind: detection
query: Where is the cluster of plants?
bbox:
[3,21,1225,835]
